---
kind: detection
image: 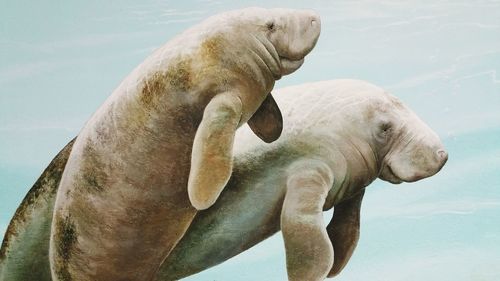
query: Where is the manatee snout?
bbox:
[409,144,448,182]
[414,130,448,180]
[436,148,449,165]
[293,10,321,55]
[281,9,321,60]
[307,11,321,42]
[266,8,321,76]
[383,127,448,184]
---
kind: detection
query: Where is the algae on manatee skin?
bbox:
[53,214,77,281]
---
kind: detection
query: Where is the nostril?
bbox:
[436,149,448,162]
[309,14,320,27]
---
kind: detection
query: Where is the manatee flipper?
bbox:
[326,189,365,278]
[188,93,243,210]
[247,93,283,143]
[0,138,75,281]
[281,160,334,281]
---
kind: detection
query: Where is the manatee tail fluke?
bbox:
[0,138,75,281]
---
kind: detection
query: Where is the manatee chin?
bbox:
[280,57,305,75]
[379,163,404,184]
[380,162,436,184]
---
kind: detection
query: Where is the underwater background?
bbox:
[1,0,499,280]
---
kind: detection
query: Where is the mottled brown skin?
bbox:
[49,8,320,281]
[0,97,285,281]
[52,215,77,281]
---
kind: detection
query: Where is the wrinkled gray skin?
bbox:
[0,80,447,281]
[47,7,320,281]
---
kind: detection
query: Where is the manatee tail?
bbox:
[0,138,75,281]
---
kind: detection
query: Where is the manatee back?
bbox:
[0,139,74,281]
[272,79,387,134]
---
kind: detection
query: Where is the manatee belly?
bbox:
[157,157,290,280]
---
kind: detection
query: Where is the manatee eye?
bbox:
[266,21,276,31]
[380,122,392,133]
[376,122,393,142]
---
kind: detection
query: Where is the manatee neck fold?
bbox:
[249,34,282,82]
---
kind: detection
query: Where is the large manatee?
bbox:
[0,80,447,281]
[48,7,320,281]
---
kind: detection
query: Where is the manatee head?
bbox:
[261,8,321,75]
[374,96,448,184]
[197,8,320,143]
[339,83,449,184]
[277,79,447,185]
[214,7,321,77]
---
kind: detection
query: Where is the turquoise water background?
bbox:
[1,0,499,280]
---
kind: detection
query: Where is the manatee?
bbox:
[1,80,447,281]
[47,7,320,281]
[159,79,448,280]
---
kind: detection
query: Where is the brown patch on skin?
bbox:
[74,139,108,193]
[200,35,224,62]
[0,138,75,261]
[53,214,78,281]
[140,58,193,110]
[199,35,239,89]
[165,58,193,92]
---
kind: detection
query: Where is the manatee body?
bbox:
[160,79,448,280]
[46,8,319,281]
[1,80,447,281]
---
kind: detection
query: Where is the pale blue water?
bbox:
[1,1,499,280]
